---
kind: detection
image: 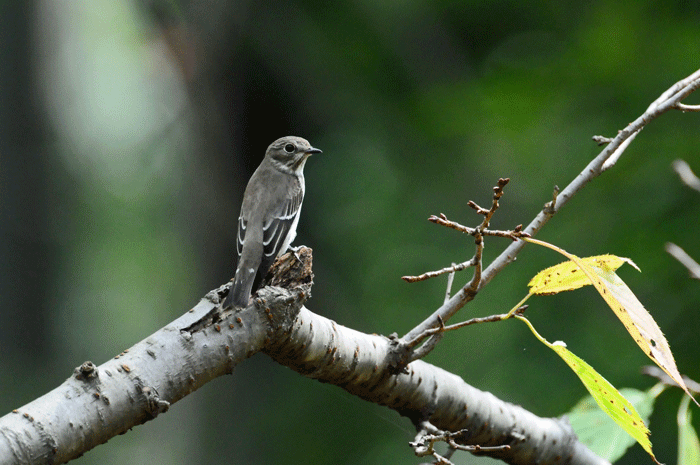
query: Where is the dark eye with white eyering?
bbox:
[284,144,295,153]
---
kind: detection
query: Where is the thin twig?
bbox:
[592,135,613,146]
[408,315,446,359]
[468,201,489,215]
[401,179,519,356]
[449,440,510,453]
[671,159,700,192]
[428,213,470,233]
[441,312,510,333]
[482,178,510,228]
[602,132,638,171]
[444,269,456,304]
[665,242,700,280]
[405,180,524,284]
[410,423,510,463]
[427,215,529,240]
[406,309,525,351]
[402,258,476,283]
[403,68,700,344]
[675,103,700,112]
[642,365,700,393]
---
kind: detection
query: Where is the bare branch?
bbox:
[410,423,511,464]
[410,422,455,465]
[403,68,700,343]
[405,306,528,359]
[601,132,638,171]
[444,269,456,304]
[427,214,530,240]
[671,159,700,192]
[642,365,700,393]
[468,200,490,215]
[263,306,609,465]
[592,135,613,145]
[402,258,476,283]
[665,242,700,280]
[400,178,505,349]
[0,250,315,465]
[403,180,525,284]
[406,313,507,349]
[442,305,528,333]
[407,315,446,361]
[474,177,510,226]
[675,103,700,112]
[428,213,470,233]
[543,186,559,214]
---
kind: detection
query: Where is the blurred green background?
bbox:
[1,1,699,464]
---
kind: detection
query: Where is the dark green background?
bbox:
[1,1,699,463]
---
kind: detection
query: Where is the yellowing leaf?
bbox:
[524,237,696,405]
[528,254,639,295]
[516,315,656,461]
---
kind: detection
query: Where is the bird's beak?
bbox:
[305,147,322,155]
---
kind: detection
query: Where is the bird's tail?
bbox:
[223,255,260,309]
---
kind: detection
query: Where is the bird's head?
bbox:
[266,136,322,173]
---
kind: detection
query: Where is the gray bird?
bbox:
[223,136,322,309]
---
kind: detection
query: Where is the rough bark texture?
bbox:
[264,308,606,465]
[0,247,606,465]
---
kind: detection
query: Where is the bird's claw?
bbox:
[288,245,302,262]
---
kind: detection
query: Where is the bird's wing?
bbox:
[236,215,247,257]
[225,214,256,308]
[228,172,303,308]
[259,181,304,277]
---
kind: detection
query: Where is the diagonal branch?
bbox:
[403,68,700,343]
[671,159,700,192]
[665,242,700,281]
[0,249,609,465]
[264,307,608,465]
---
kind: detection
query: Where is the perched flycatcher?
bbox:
[224,136,321,309]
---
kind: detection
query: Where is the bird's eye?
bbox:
[284,143,295,153]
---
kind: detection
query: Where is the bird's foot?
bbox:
[288,245,303,262]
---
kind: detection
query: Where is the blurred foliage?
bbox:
[1,0,699,464]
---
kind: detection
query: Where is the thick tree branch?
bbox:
[0,250,313,465]
[0,293,269,464]
[0,248,607,465]
[264,307,607,465]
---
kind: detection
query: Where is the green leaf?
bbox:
[568,385,663,462]
[515,315,657,462]
[678,395,700,465]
